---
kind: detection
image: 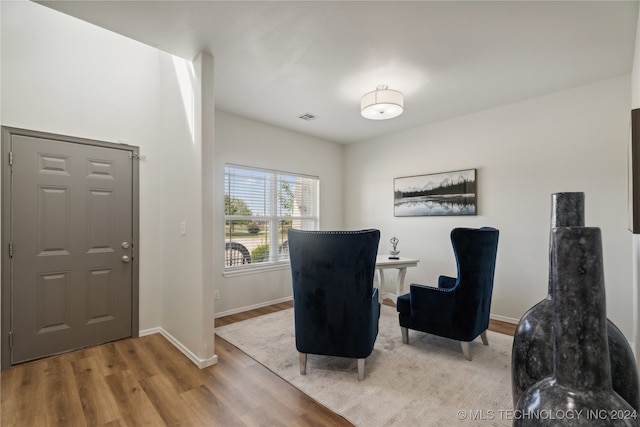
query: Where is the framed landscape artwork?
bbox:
[394,169,477,217]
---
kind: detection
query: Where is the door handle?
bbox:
[122,255,131,263]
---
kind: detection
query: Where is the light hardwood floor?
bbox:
[1,300,515,426]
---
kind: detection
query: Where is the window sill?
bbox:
[223,261,291,278]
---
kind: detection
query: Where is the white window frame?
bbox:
[223,164,319,275]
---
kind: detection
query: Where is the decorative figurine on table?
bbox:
[389,236,400,260]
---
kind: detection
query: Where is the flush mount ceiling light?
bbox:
[361,85,404,120]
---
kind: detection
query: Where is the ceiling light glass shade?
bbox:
[361,86,404,120]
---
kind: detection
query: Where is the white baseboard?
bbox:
[215,296,293,318]
[139,327,218,369]
[139,327,163,337]
[490,313,519,325]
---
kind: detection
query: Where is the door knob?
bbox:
[122,255,131,263]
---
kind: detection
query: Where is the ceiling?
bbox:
[37,1,639,144]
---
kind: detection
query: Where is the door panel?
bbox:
[88,189,116,252]
[10,134,134,364]
[38,186,70,255]
[37,271,71,333]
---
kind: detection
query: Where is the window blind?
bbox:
[224,164,319,268]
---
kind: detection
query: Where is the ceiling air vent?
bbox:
[298,113,317,121]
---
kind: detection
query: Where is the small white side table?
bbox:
[375,255,419,303]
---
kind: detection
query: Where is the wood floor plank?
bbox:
[180,384,247,427]
[204,350,264,417]
[139,373,197,426]
[210,336,351,426]
[238,405,284,427]
[489,318,517,335]
[71,355,121,426]
[44,356,88,427]
[0,358,47,426]
[94,340,129,376]
[103,369,167,427]
[114,337,161,381]
[214,301,293,327]
[139,334,202,394]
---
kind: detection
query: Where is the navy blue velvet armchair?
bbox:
[396,227,499,360]
[288,229,381,381]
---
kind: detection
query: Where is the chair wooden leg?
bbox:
[481,330,489,346]
[461,341,472,361]
[357,358,365,381]
[299,352,307,375]
[401,327,409,344]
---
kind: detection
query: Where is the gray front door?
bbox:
[2,128,138,366]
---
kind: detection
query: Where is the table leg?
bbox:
[397,268,408,298]
[377,268,386,298]
[377,267,408,303]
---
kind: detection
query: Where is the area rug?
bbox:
[216,305,514,426]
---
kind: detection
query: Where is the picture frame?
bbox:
[394,169,477,217]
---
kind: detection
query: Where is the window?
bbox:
[224,164,319,270]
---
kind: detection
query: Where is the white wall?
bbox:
[213,110,344,315]
[1,1,215,365]
[158,52,216,365]
[344,76,634,338]
[1,0,163,332]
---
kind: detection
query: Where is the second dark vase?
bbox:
[514,227,638,426]
[511,193,639,410]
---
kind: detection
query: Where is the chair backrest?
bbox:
[288,229,380,305]
[288,229,380,356]
[450,227,499,332]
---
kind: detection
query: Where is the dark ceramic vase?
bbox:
[511,193,639,410]
[513,227,639,426]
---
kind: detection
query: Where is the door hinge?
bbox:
[8,332,13,348]
[8,152,13,166]
[8,242,13,258]
[129,152,140,160]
